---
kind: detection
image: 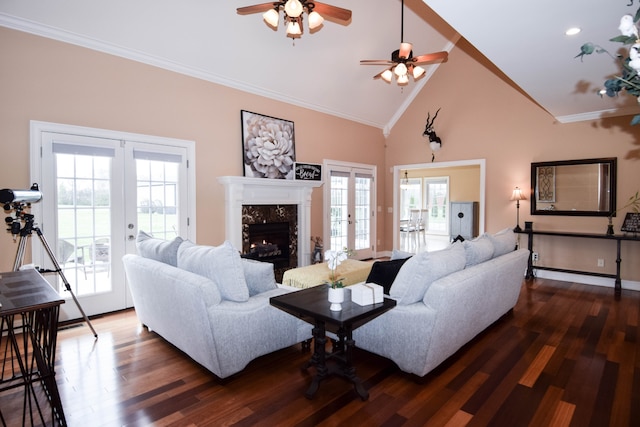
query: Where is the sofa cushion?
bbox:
[390,249,414,261]
[487,228,517,257]
[390,242,466,305]
[241,258,278,296]
[177,240,250,302]
[463,235,495,266]
[136,230,183,267]
[366,258,410,295]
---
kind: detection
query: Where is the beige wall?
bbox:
[0,27,386,271]
[1,28,639,281]
[385,39,640,279]
[406,165,480,205]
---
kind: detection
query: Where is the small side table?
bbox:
[0,269,66,426]
[270,286,395,400]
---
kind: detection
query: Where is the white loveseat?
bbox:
[353,229,529,377]
[122,232,312,379]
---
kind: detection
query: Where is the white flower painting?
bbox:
[241,110,296,179]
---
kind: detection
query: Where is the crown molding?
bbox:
[0,13,385,130]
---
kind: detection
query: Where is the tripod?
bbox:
[12,213,98,338]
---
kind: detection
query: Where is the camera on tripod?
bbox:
[2,183,41,237]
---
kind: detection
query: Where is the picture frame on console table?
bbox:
[241,110,296,180]
[621,212,640,234]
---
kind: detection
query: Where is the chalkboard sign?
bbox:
[294,162,322,181]
[621,212,640,233]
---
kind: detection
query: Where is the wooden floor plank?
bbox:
[519,344,556,387]
[2,278,640,426]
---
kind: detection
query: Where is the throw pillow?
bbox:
[241,258,278,296]
[366,258,410,295]
[136,230,183,267]
[390,242,466,305]
[390,249,414,261]
[463,235,494,266]
[487,228,517,257]
[177,240,250,302]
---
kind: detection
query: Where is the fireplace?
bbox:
[218,176,323,280]
[241,204,297,280]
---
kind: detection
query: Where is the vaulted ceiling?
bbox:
[0,0,636,134]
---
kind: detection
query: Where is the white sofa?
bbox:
[122,232,312,379]
[353,229,529,377]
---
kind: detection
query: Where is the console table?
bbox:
[518,230,640,297]
[0,269,66,426]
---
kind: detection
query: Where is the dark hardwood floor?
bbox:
[2,278,640,426]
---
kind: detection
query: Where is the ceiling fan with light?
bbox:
[237,1,352,39]
[360,0,448,85]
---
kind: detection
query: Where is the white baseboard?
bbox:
[376,250,393,259]
[533,270,640,292]
[376,251,640,293]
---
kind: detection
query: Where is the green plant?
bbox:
[610,190,640,218]
[576,3,640,125]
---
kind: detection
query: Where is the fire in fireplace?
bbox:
[242,222,290,270]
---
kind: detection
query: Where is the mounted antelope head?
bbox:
[423,108,442,161]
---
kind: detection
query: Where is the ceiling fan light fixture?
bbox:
[263,9,280,27]
[284,0,304,18]
[308,11,324,29]
[399,42,413,59]
[359,0,446,86]
[286,19,302,36]
[394,62,408,77]
[412,65,425,79]
[238,1,350,39]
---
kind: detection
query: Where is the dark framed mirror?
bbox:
[530,157,617,217]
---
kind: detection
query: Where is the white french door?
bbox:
[324,161,376,260]
[423,177,449,234]
[30,122,195,321]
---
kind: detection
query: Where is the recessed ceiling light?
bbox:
[565,27,581,36]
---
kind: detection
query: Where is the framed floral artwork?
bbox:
[241,110,296,179]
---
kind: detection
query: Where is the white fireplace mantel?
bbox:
[217,176,323,267]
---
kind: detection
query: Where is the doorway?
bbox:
[393,159,485,252]
[29,121,195,321]
[324,160,376,260]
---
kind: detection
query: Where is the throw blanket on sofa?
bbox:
[281,259,373,289]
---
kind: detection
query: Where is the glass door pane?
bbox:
[424,177,449,234]
[354,173,372,252]
[56,152,112,296]
[330,171,349,251]
[136,158,180,240]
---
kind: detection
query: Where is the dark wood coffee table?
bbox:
[270,285,396,400]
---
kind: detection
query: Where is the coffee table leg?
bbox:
[345,332,369,401]
[304,322,328,399]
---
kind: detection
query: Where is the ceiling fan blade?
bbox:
[399,42,413,59]
[312,2,352,22]
[237,3,277,15]
[411,51,448,65]
[360,59,395,65]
